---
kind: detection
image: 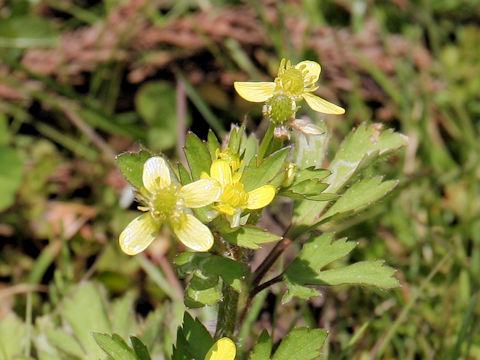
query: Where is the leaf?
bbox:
[207,129,220,161]
[293,128,330,170]
[249,330,272,360]
[0,146,23,212]
[111,292,135,338]
[240,147,290,192]
[228,124,245,154]
[61,282,111,358]
[318,177,398,223]
[314,260,399,288]
[272,328,327,360]
[294,167,330,184]
[221,225,282,249]
[0,15,59,48]
[131,336,152,360]
[184,132,212,180]
[293,123,407,228]
[0,313,26,359]
[45,328,85,358]
[172,312,214,360]
[285,234,356,284]
[176,253,245,292]
[116,150,151,189]
[136,81,186,151]
[282,278,321,304]
[185,273,222,308]
[241,134,259,170]
[93,333,137,360]
[178,162,192,185]
[280,179,333,201]
[284,234,399,296]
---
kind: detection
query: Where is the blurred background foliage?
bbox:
[0,0,479,358]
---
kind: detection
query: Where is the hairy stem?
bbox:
[215,282,239,340]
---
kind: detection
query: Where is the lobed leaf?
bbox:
[221,225,282,249]
[93,333,137,360]
[272,328,327,360]
[172,312,214,360]
[249,331,272,360]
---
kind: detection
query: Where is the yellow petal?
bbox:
[246,185,276,209]
[143,157,171,193]
[213,204,235,216]
[296,60,321,83]
[179,179,221,208]
[234,82,276,102]
[171,213,213,251]
[205,338,236,360]
[210,160,232,186]
[302,93,345,115]
[119,213,160,255]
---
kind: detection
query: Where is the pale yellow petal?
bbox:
[171,214,213,251]
[234,82,276,102]
[179,179,221,208]
[210,160,232,186]
[296,60,321,83]
[205,338,236,360]
[302,93,345,115]
[213,204,235,216]
[119,213,160,255]
[246,185,276,209]
[143,157,171,193]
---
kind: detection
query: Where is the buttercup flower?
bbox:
[234,59,344,139]
[202,159,275,227]
[204,337,236,360]
[119,157,221,255]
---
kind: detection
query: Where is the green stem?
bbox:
[257,122,275,166]
[215,282,239,340]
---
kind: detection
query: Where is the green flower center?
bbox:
[263,94,297,125]
[278,67,304,95]
[149,184,179,221]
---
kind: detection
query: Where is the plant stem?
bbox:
[215,282,239,340]
[257,122,275,166]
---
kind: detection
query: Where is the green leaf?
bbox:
[0,313,26,359]
[61,282,111,358]
[272,328,327,360]
[282,278,320,303]
[45,328,85,358]
[184,132,212,180]
[130,337,151,360]
[294,167,330,184]
[172,312,214,360]
[280,179,333,201]
[0,146,23,212]
[314,260,399,288]
[293,122,329,169]
[285,234,356,284]
[93,333,137,360]
[116,150,151,189]
[241,134,259,170]
[185,273,222,308]
[285,234,399,294]
[176,253,245,292]
[111,292,135,338]
[0,15,59,48]
[318,177,398,223]
[293,123,407,228]
[136,81,184,151]
[207,129,220,161]
[178,162,192,185]
[249,330,272,360]
[240,147,290,192]
[0,114,8,146]
[221,225,282,249]
[228,124,245,154]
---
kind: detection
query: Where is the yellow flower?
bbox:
[119,157,221,255]
[234,59,344,139]
[202,160,275,227]
[204,338,236,360]
[234,59,344,115]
